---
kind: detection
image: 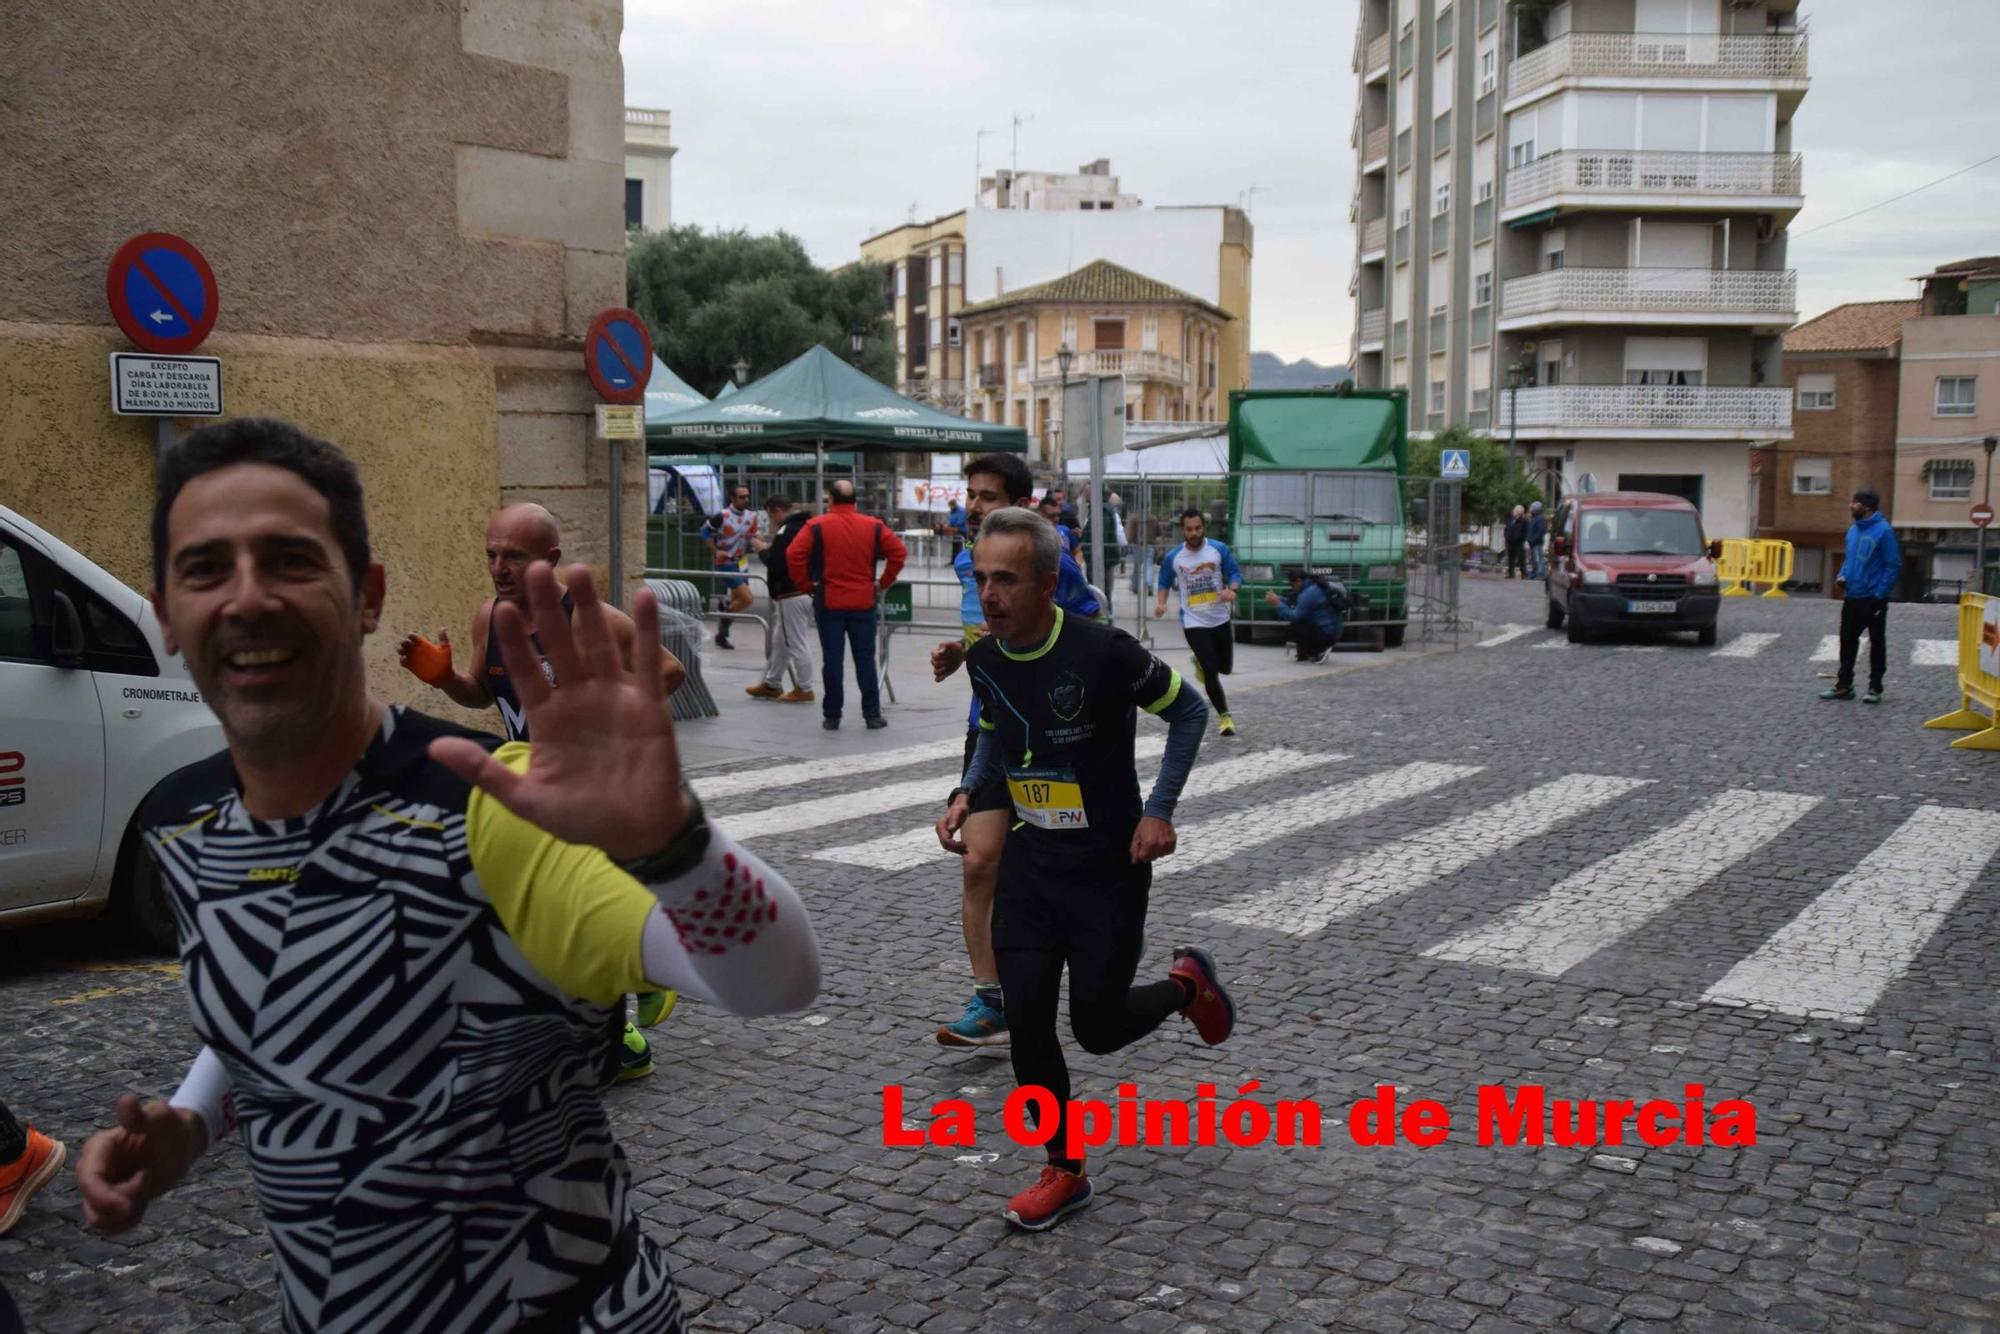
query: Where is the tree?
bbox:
[1408,425,1542,530]
[626,226,896,396]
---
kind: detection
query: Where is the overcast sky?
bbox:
[624,0,2000,365]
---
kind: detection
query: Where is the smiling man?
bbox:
[77,418,819,1333]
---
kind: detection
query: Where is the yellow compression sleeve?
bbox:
[465,743,656,1005]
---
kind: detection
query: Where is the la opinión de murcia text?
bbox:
[883,1083,1758,1161]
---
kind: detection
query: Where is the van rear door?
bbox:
[0,529,108,910]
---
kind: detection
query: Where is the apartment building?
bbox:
[1350,0,1806,539]
[957,259,1230,463]
[1765,301,1914,593]
[623,107,675,231]
[978,158,1141,211]
[859,211,968,406]
[1891,257,2000,593]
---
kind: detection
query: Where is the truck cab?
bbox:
[0,504,224,950]
[1226,388,1411,648]
[1543,491,1723,645]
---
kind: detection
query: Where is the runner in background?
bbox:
[396,501,686,1073]
[701,484,761,649]
[928,453,1099,1048]
[1152,508,1242,738]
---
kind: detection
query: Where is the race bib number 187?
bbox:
[1007,767,1088,829]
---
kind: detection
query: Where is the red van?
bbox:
[1543,492,1722,644]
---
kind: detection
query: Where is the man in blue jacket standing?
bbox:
[1821,487,1902,704]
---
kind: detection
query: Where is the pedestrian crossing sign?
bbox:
[1441,449,1471,480]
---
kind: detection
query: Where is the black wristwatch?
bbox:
[617,789,710,883]
[947,787,970,805]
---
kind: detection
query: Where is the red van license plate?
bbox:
[1627,599,1676,614]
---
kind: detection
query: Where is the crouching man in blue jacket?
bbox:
[1265,568,1348,663]
[1821,487,1902,704]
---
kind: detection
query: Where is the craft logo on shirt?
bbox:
[1049,671,1086,722]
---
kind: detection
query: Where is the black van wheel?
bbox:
[111,826,177,955]
[1546,599,1565,629]
[1382,625,1406,648]
[1696,623,1718,647]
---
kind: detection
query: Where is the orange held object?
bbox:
[404,635,453,686]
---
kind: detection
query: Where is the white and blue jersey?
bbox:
[1158,540,1243,630]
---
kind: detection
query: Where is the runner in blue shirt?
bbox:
[1152,509,1243,737]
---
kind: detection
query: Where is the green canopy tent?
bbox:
[646,344,1028,505]
[713,379,739,399]
[644,355,709,419]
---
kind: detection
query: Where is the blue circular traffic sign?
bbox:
[584,308,653,405]
[106,232,219,355]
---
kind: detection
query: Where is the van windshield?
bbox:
[1576,508,1705,556]
[1246,473,1397,524]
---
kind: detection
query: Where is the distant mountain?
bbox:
[1250,352,1353,390]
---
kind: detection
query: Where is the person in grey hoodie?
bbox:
[1820,487,1902,704]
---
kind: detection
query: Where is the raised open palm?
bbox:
[428,561,688,863]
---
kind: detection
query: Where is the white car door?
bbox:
[0,533,107,911]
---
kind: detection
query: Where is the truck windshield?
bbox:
[1576,508,1705,556]
[1313,474,1398,524]
[1246,473,1397,524]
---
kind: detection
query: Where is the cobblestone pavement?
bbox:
[5,579,1996,1332]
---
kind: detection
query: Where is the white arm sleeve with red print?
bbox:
[637,829,820,1016]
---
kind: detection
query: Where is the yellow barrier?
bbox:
[1750,539,1793,598]
[1716,538,1754,596]
[1923,593,2000,751]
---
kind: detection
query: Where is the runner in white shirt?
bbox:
[1152,509,1243,738]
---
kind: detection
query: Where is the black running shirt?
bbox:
[482,594,571,741]
[964,608,1183,865]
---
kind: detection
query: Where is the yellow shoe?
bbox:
[636,989,678,1028]
[615,1021,654,1083]
[1217,712,1237,737]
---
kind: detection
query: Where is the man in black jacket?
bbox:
[746,496,816,702]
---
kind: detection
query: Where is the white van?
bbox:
[0,504,223,950]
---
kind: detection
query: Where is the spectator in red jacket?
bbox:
[787,479,908,730]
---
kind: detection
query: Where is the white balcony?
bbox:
[1498,384,1791,440]
[1507,30,1809,109]
[1503,149,1802,221]
[1034,349,1187,382]
[1499,267,1796,330]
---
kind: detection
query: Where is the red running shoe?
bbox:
[0,1128,65,1235]
[1170,946,1235,1045]
[1003,1163,1093,1231]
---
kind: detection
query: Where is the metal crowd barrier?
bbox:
[1717,538,1793,598]
[644,579,720,721]
[1922,593,2000,752]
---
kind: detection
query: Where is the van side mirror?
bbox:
[50,590,86,663]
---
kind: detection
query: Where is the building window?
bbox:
[1479,49,1496,95]
[1471,387,1490,413]
[1473,271,1492,305]
[1430,380,1447,413]
[1792,458,1832,495]
[1936,375,1977,417]
[624,179,643,229]
[896,326,907,355]
[947,318,962,348]
[1434,181,1450,215]
[1928,459,1975,501]
[948,251,963,286]
[1435,4,1454,50]
[1508,139,1535,168]
[1796,373,1836,411]
[896,264,907,299]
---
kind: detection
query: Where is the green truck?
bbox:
[1224,386,1411,648]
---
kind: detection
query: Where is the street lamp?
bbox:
[849,330,865,365]
[731,357,750,387]
[1053,343,1074,460]
[1505,360,1525,469]
[1979,434,1998,592]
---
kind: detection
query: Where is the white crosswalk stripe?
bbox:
[1811,634,1840,663]
[722,736,1167,840]
[1424,790,1823,976]
[1700,805,2000,1022]
[697,737,964,802]
[811,746,1345,870]
[1477,625,1539,648]
[1711,632,1780,658]
[1158,762,1483,879]
[1531,637,1573,650]
[1196,773,1649,935]
[1913,638,1956,666]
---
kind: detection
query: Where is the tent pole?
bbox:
[816,441,826,511]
